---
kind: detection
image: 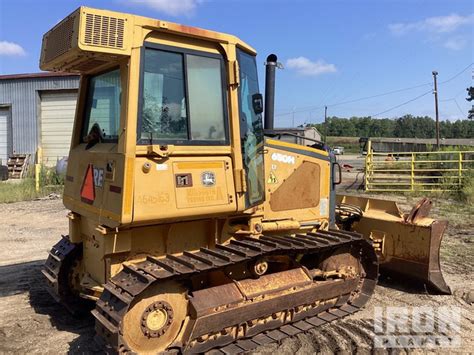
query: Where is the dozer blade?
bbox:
[337,195,451,295]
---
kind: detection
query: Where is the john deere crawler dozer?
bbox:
[40,7,450,353]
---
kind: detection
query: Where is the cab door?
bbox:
[236,49,265,208]
[132,43,237,224]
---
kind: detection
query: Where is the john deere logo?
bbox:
[201,171,216,187]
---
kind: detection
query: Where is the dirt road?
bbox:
[0,197,472,354]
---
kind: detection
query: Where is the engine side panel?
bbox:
[263,139,331,224]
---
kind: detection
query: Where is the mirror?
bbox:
[333,162,342,185]
[252,93,263,114]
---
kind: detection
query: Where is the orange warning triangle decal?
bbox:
[80,164,95,204]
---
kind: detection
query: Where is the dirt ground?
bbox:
[0,193,472,354]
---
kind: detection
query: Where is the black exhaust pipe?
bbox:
[264,54,278,130]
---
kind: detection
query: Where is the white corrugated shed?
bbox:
[0,107,10,164]
[40,91,77,166]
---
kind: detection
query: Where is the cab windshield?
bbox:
[237,49,265,207]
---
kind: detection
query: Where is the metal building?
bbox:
[0,72,79,166]
[276,127,323,146]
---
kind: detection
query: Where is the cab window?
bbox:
[141,50,187,140]
[187,55,225,141]
[139,45,227,144]
[82,68,121,142]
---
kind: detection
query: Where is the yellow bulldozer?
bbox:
[40,7,450,353]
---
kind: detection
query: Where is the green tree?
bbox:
[308,115,474,138]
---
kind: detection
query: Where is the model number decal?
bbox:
[271,152,296,165]
[93,167,104,187]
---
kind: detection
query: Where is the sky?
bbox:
[0,0,473,127]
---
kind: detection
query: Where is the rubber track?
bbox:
[92,229,378,354]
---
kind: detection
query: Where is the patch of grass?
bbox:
[0,179,37,203]
[0,165,64,203]
[459,170,474,204]
[438,201,474,229]
[431,163,474,204]
[38,165,65,186]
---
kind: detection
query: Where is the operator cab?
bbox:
[40,7,265,227]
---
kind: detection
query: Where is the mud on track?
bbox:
[0,198,472,354]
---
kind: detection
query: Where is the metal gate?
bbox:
[364,141,474,192]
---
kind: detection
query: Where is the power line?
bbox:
[440,87,471,102]
[275,62,473,118]
[371,90,433,117]
[330,82,433,108]
[370,63,473,118]
[439,62,473,85]
[274,81,432,117]
[322,71,364,111]
[454,99,466,117]
[439,98,467,117]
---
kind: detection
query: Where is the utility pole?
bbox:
[324,105,328,143]
[432,71,440,149]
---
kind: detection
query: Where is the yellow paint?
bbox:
[40,6,255,73]
[123,156,135,216]
[266,138,329,156]
[146,309,168,331]
[176,161,223,169]
[35,147,43,192]
[64,195,121,221]
[135,145,231,156]
[35,164,41,192]
[133,156,236,223]
[263,144,330,223]
[337,193,449,294]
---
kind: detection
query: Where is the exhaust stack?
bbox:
[264,54,278,130]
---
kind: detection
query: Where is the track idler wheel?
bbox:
[121,281,188,353]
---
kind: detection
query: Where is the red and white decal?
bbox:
[80,164,95,204]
